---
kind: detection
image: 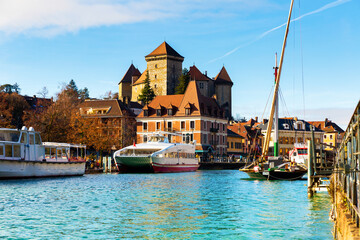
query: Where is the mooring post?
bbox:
[103,156,107,173]
[108,156,112,173]
[308,139,314,198]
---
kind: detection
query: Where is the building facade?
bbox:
[136,81,228,158]
[258,117,323,157]
[308,119,344,151]
[78,99,137,152]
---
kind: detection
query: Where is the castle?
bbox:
[118,41,233,119]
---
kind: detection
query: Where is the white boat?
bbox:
[289,143,308,165]
[0,127,86,179]
[113,133,199,173]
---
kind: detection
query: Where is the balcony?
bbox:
[209,127,219,133]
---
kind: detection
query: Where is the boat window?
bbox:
[45,147,51,158]
[0,145,3,156]
[35,134,42,145]
[21,132,27,144]
[120,148,161,156]
[29,134,35,145]
[0,130,20,142]
[51,148,56,158]
[5,145,12,157]
[13,145,21,157]
[57,149,63,159]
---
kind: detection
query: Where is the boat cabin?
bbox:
[43,142,86,162]
[289,143,308,165]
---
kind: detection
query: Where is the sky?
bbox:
[0,0,358,129]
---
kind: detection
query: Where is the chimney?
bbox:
[205,71,207,76]
[255,116,258,122]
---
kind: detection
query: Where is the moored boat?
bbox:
[0,127,86,179]
[113,133,199,173]
[240,0,307,180]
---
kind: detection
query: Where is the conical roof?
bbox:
[119,64,141,84]
[214,66,233,85]
[145,41,183,58]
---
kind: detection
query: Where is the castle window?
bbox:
[199,82,204,89]
[156,109,161,116]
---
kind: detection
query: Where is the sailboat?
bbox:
[240,0,307,180]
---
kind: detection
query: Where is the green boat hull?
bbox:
[114,156,153,172]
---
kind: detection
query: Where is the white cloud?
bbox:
[0,0,271,37]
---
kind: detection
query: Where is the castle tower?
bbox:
[214,66,233,120]
[144,41,184,96]
[118,64,141,102]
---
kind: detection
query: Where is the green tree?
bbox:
[138,71,155,105]
[175,68,190,94]
[0,83,20,94]
[79,87,90,101]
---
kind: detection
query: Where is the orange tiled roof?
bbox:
[215,66,233,85]
[145,41,183,59]
[132,70,147,86]
[189,65,210,81]
[137,80,224,118]
[79,99,135,117]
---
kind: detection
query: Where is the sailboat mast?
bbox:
[274,53,279,157]
[261,0,294,160]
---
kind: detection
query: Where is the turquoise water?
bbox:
[0,170,333,239]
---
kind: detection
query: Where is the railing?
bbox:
[334,100,360,227]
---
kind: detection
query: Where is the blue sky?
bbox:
[0,0,358,129]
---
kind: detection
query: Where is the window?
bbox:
[29,134,34,145]
[223,136,225,144]
[203,134,207,144]
[168,109,173,116]
[203,121,206,130]
[155,74,157,79]
[199,82,204,89]
[231,142,234,148]
[227,142,229,148]
[156,109,161,116]
[167,122,172,131]
[35,134,41,145]
[183,134,193,143]
[185,108,190,115]
[324,135,327,139]
[143,122,148,131]
[156,122,161,130]
[190,121,195,129]
[223,124,225,131]
[143,135,148,143]
[181,121,185,130]
[283,123,289,129]
[155,64,158,68]
[330,135,333,140]
[144,110,148,116]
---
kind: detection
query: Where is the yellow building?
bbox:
[309,119,344,151]
[227,129,244,159]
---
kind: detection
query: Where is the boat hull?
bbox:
[152,162,199,173]
[114,156,153,173]
[152,157,199,173]
[266,170,307,180]
[0,159,85,179]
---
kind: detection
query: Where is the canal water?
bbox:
[0,170,333,239]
